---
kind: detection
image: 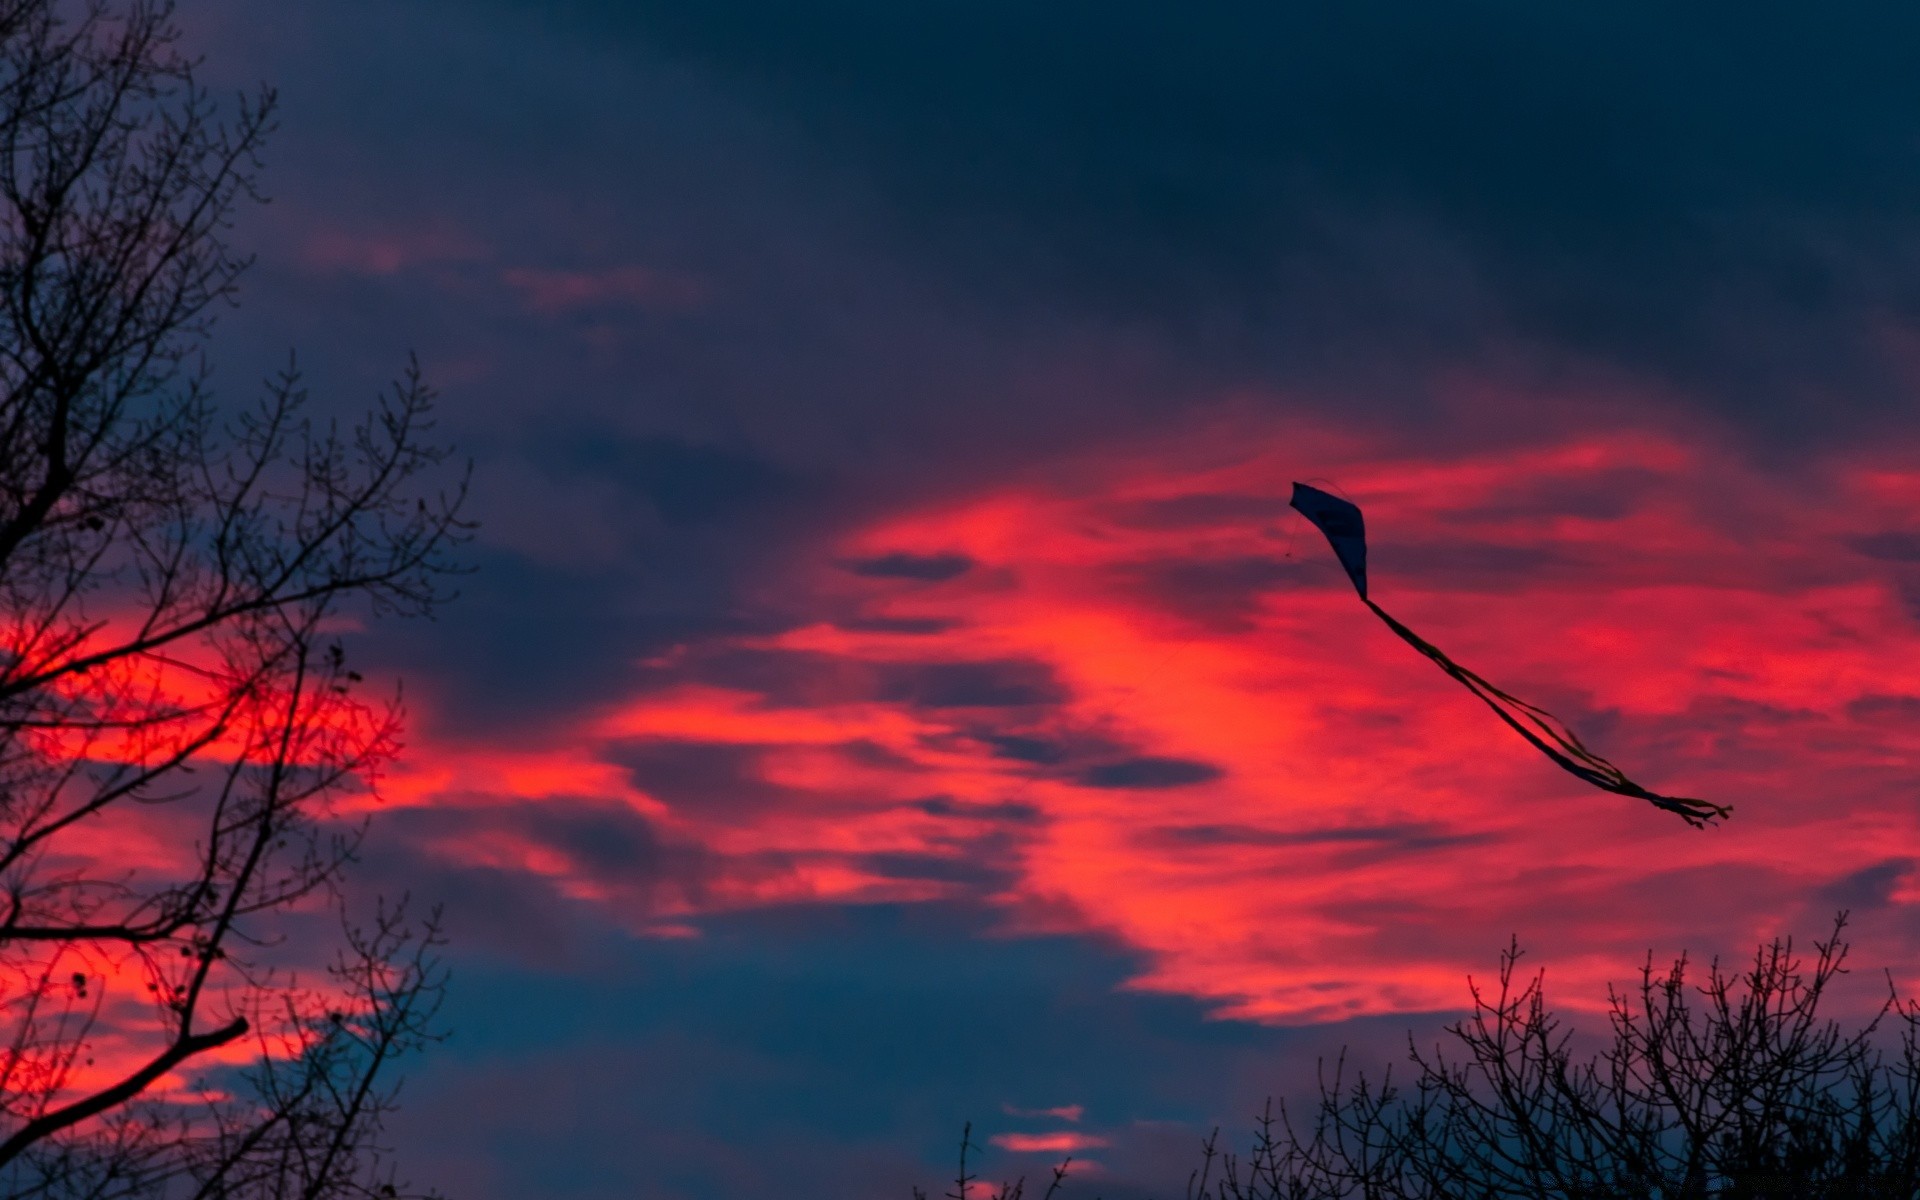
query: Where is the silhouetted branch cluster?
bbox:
[913,1122,1071,1200]
[1188,916,1920,1199]
[0,2,467,1196]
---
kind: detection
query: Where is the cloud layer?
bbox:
[140,1,1920,1194]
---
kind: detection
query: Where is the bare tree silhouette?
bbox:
[0,2,467,1196]
[1188,916,1920,1199]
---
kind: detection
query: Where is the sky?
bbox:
[157,2,1920,1195]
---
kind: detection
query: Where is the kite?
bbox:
[1289,482,1729,828]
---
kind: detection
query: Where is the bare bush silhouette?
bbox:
[0,1,467,1196]
[1188,916,1920,1199]
[914,1122,1071,1200]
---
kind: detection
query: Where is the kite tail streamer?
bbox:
[1362,599,1731,828]
[1288,481,1730,828]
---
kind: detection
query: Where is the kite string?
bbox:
[1366,600,1619,771]
[1374,602,1623,784]
[1362,598,1729,827]
[1287,477,1728,828]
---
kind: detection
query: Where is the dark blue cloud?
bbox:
[383,901,1436,1200]
[636,646,1074,711]
[1111,554,1305,632]
[916,795,1041,823]
[351,798,722,971]
[1145,821,1493,854]
[1104,493,1297,532]
[352,541,796,742]
[665,646,879,708]
[1814,859,1915,915]
[1378,539,1577,591]
[350,547,685,740]
[834,614,960,635]
[1846,694,1920,724]
[877,659,1068,709]
[1850,532,1920,563]
[530,431,809,527]
[979,733,1071,766]
[1140,821,1499,872]
[841,551,976,581]
[501,0,1920,441]
[1077,757,1225,789]
[1446,468,1667,525]
[855,850,1016,889]
[614,740,816,822]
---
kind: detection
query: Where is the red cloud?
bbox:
[384,416,1920,1024]
[989,1131,1109,1154]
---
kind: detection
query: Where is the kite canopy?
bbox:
[1289,481,1730,828]
[1289,483,1368,598]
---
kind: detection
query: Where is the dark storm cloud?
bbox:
[1145,822,1494,855]
[1141,820,1499,871]
[1814,859,1916,915]
[1846,694,1920,724]
[916,795,1042,823]
[385,800,718,891]
[1109,554,1305,632]
[356,801,722,962]
[1850,532,1920,564]
[349,548,662,738]
[1444,468,1670,524]
[1077,756,1225,790]
[664,645,878,708]
[529,431,809,527]
[1104,493,1297,532]
[614,740,815,820]
[521,801,696,884]
[355,540,794,741]
[875,659,1069,709]
[979,733,1071,766]
[516,0,1920,437]
[839,551,976,581]
[1377,539,1578,590]
[834,614,960,635]
[855,849,1017,889]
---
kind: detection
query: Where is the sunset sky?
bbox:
[178,3,1920,1196]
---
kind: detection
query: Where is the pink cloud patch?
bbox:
[989,1131,1109,1154]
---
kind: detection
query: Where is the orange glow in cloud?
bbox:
[390,414,1920,1023]
[989,1132,1109,1154]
